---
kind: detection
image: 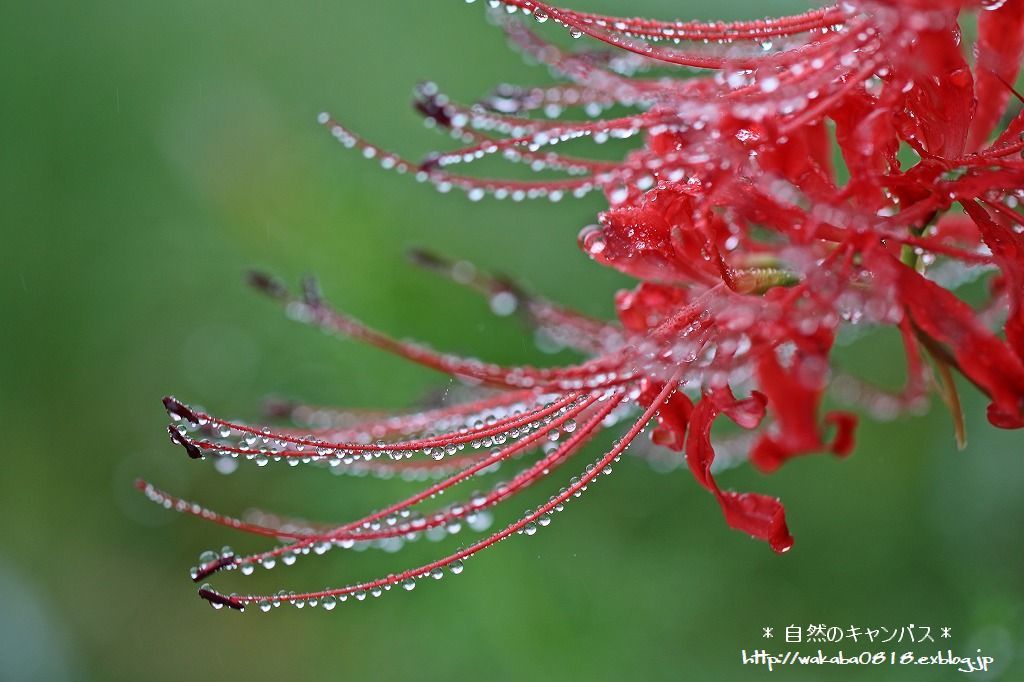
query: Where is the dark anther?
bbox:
[480,83,527,113]
[192,554,238,582]
[406,248,448,270]
[198,587,245,611]
[262,397,296,419]
[418,153,441,173]
[246,270,289,300]
[162,395,200,424]
[413,94,453,129]
[167,425,204,460]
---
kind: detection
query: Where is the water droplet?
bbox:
[578,224,607,257]
[759,76,780,93]
[489,291,518,316]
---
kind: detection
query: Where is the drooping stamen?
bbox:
[490,1,853,70]
[140,389,604,547]
[165,390,585,462]
[249,274,636,390]
[217,375,678,609]
[407,248,626,354]
[225,391,616,572]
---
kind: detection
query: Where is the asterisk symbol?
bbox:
[763,627,774,639]
[941,627,952,639]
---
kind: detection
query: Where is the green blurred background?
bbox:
[2,1,1022,680]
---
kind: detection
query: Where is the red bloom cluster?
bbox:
[143,0,1024,612]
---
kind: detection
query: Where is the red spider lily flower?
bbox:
[141,0,1024,612]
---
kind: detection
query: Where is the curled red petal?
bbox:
[685,395,793,553]
[825,412,858,457]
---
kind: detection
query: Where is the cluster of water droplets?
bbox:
[236,556,471,614]
[201,555,470,613]
[166,391,601,476]
[307,0,876,211]
[211,508,492,580]
[514,452,618,537]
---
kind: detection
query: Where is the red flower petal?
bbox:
[686,393,793,553]
[872,247,1024,428]
[969,0,1024,150]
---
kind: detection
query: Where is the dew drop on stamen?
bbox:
[489,291,518,316]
